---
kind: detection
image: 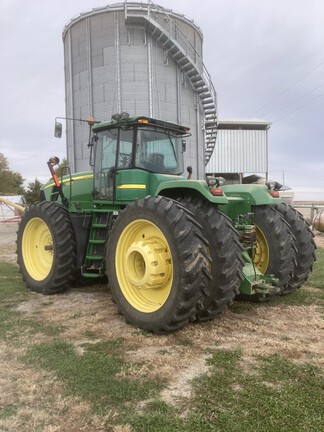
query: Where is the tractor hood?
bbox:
[41,171,94,211]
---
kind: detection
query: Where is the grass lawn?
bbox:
[0,250,323,431]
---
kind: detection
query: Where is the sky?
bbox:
[1,0,324,201]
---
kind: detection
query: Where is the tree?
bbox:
[0,153,25,195]
[23,178,43,205]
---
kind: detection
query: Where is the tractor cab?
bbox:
[91,115,188,201]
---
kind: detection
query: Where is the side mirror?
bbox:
[54,121,62,138]
[88,134,97,167]
[182,139,186,152]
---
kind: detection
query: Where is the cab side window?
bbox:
[94,129,118,199]
[118,129,133,168]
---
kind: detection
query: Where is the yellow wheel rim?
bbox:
[22,217,54,281]
[253,225,270,274]
[115,219,173,313]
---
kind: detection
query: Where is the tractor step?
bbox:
[82,271,105,278]
[89,239,106,245]
[92,223,107,228]
[85,255,104,261]
[81,209,113,278]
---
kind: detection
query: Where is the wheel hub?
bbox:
[125,239,171,289]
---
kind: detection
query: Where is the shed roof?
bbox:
[216,118,271,130]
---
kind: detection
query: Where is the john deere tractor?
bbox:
[16,114,316,333]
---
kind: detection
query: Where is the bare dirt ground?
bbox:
[0,221,323,431]
[0,222,18,264]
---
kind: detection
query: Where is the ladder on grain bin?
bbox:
[124,1,218,165]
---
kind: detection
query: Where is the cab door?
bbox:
[115,169,150,202]
[93,128,118,201]
[114,128,149,202]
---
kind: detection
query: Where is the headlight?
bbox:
[266,181,276,190]
[206,176,218,187]
[215,176,225,186]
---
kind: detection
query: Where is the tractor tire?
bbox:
[106,196,211,334]
[274,203,316,294]
[177,196,244,321]
[17,201,76,294]
[252,205,296,294]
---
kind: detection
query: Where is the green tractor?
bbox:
[16,114,316,333]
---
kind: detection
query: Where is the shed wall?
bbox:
[205,128,268,174]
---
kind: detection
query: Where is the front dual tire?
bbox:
[176,196,244,320]
[107,196,211,334]
[16,202,76,294]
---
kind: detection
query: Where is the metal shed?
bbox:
[205,119,271,182]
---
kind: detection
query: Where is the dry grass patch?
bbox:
[0,342,117,432]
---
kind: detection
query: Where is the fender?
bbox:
[153,177,228,204]
[219,184,282,219]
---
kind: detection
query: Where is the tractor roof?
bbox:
[92,115,190,136]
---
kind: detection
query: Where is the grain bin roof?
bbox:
[62,2,203,39]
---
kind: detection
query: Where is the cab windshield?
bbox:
[135,127,184,175]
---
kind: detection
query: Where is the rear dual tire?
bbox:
[274,203,316,294]
[252,205,296,295]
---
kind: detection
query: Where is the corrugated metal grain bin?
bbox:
[63,2,218,178]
